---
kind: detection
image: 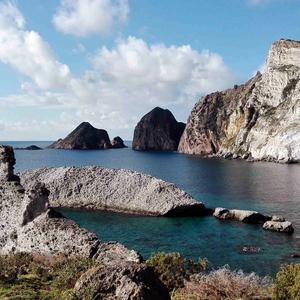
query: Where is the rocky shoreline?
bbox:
[21,166,207,217]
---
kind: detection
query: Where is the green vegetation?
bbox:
[0,252,299,300]
[0,252,96,299]
[146,252,208,291]
[272,263,300,300]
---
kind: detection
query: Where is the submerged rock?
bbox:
[111,136,127,148]
[21,166,206,216]
[48,122,112,150]
[179,39,300,163]
[213,208,271,224]
[132,107,185,151]
[263,220,294,233]
[73,261,170,300]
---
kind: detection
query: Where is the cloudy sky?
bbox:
[0,0,299,140]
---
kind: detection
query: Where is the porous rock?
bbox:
[73,261,170,300]
[0,145,140,264]
[263,220,294,233]
[213,207,271,224]
[21,166,206,216]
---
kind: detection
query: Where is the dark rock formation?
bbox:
[73,261,170,300]
[48,122,112,150]
[111,136,127,148]
[179,39,300,163]
[15,145,42,150]
[132,107,185,151]
[21,166,206,217]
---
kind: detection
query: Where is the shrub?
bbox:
[172,266,272,300]
[272,263,300,300]
[146,252,208,291]
[0,252,34,280]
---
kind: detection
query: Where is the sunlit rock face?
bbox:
[179,39,300,163]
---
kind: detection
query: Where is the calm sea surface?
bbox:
[3,141,300,276]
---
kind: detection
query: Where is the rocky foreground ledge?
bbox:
[21,166,207,216]
[0,145,171,299]
[0,146,140,263]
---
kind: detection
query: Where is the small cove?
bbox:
[6,141,300,276]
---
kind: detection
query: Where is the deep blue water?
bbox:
[3,141,300,276]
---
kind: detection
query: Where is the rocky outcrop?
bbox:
[213,208,271,224]
[0,145,140,264]
[21,166,206,216]
[111,136,127,148]
[48,122,112,150]
[263,216,294,233]
[15,145,42,150]
[179,39,300,163]
[133,107,186,151]
[73,261,170,300]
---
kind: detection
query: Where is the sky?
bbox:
[0,0,299,141]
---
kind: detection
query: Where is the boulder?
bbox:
[21,166,206,217]
[0,145,18,181]
[111,136,127,148]
[263,220,294,233]
[73,261,170,300]
[133,107,185,151]
[213,208,271,224]
[178,39,300,163]
[48,122,112,150]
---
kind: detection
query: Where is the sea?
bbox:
[3,141,300,276]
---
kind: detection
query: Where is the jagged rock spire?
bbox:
[0,145,19,182]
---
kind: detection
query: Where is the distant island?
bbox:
[47,122,126,150]
[15,145,43,150]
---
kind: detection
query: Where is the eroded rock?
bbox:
[73,261,170,300]
[178,39,300,163]
[111,136,127,148]
[213,208,271,224]
[21,166,206,216]
[263,220,294,233]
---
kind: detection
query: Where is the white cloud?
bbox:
[0,1,70,90]
[0,2,235,140]
[53,0,129,37]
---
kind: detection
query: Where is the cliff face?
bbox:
[179,39,300,163]
[48,122,112,150]
[132,107,185,151]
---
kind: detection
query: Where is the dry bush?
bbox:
[172,266,272,300]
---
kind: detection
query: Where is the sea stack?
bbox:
[132,107,185,151]
[178,39,300,163]
[48,122,112,150]
[111,136,127,148]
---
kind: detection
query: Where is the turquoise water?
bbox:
[4,141,300,276]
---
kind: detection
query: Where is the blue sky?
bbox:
[0,0,299,140]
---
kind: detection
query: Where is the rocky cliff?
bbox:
[21,166,206,216]
[133,107,186,151]
[48,122,112,150]
[179,39,300,163]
